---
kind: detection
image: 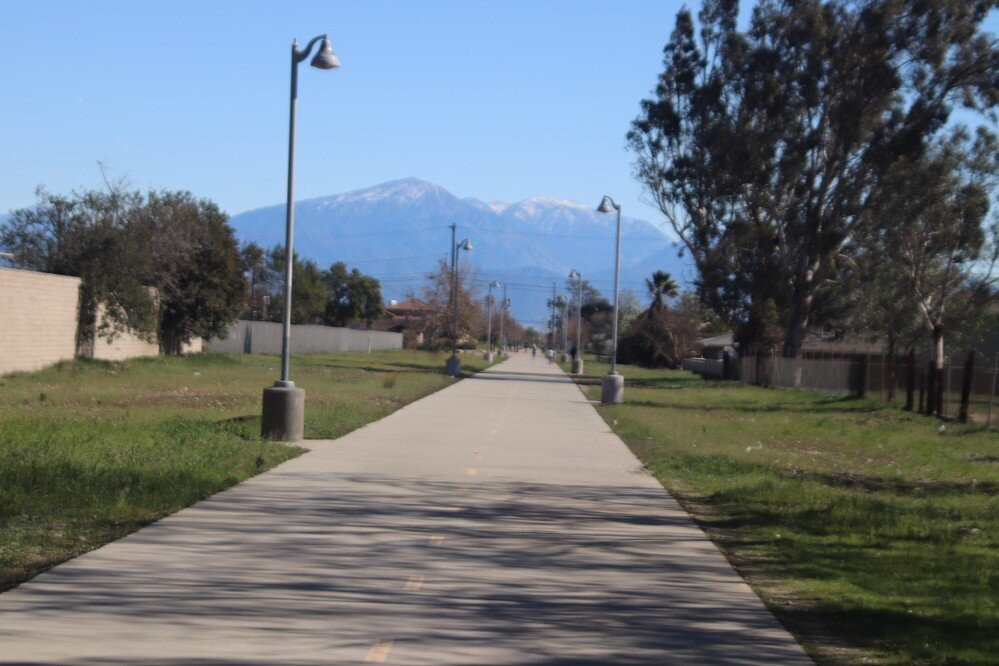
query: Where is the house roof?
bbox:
[385,298,431,314]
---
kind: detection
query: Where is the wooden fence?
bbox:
[738,351,999,427]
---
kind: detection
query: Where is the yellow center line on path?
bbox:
[428,535,446,546]
[404,574,425,591]
[467,468,477,476]
[364,638,394,663]
[445,505,460,512]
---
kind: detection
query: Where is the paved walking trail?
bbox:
[1,353,810,664]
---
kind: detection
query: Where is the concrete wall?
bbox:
[205,320,403,355]
[91,300,161,361]
[0,267,81,374]
[1,267,207,375]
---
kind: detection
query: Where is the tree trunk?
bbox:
[925,359,936,416]
[905,347,916,411]
[159,328,183,356]
[783,302,809,360]
[75,285,97,359]
[933,324,945,418]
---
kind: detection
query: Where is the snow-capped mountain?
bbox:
[227,178,689,327]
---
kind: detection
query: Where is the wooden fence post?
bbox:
[959,350,975,424]
[856,354,868,397]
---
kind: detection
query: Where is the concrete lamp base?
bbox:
[445,356,462,377]
[571,357,584,375]
[261,384,305,442]
[484,351,494,362]
[600,373,624,405]
[561,353,570,363]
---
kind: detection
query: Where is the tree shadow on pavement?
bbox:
[3,475,809,664]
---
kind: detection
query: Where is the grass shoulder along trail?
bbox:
[565,357,997,665]
[0,349,493,592]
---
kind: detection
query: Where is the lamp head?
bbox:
[490,280,500,288]
[458,239,473,252]
[311,37,340,69]
[596,196,616,214]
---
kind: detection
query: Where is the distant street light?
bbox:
[569,268,584,375]
[261,33,340,442]
[446,222,473,376]
[596,195,624,404]
[484,280,500,361]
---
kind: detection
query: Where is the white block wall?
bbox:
[0,267,81,374]
[205,320,402,355]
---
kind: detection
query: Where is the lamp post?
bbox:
[569,268,584,374]
[446,222,472,376]
[596,195,624,404]
[484,280,499,361]
[261,34,340,441]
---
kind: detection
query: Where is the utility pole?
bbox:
[499,282,508,354]
[550,280,556,350]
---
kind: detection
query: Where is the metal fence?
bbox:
[738,351,999,427]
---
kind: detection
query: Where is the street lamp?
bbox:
[484,280,500,361]
[261,34,340,442]
[596,195,624,404]
[569,268,584,375]
[445,222,473,376]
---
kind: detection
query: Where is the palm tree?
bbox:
[645,270,678,312]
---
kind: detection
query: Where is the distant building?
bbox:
[371,298,431,344]
[696,332,885,360]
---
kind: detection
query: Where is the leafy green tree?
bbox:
[676,290,726,336]
[1,186,157,357]
[3,185,248,356]
[629,0,997,356]
[139,191,246,354]
[324,261,384,327]
[240,242,268,320]
[858,127,998,411]
[262,247,327,325]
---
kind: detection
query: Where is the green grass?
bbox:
[564,357,998,665]
[0,349,492,592]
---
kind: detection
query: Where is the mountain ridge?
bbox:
[228,177,688,327]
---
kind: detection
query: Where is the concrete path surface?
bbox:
[0,352,811,664]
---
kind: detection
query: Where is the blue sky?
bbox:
[0,0,693,226]
[2,1,995,229]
